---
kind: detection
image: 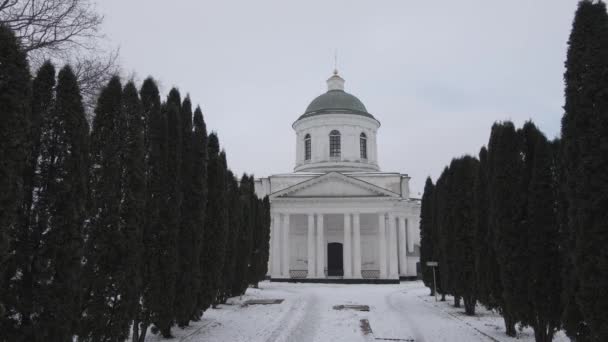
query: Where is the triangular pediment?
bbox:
[270,172,400,199]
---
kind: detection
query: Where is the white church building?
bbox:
[255,71,421,283]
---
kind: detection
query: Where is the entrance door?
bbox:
[327,243,344,276]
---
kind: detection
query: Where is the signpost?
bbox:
[426,261,439,302]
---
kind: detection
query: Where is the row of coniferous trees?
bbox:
[419,1,608,342]
[0,25,270,342]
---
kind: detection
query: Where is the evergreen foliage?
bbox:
[81,76,133,342]
[487,121,522,337]
[0,25,31,318]
[527,133,562,342]
[561,1,608,341]
[35,65,89,341]
[2,62,55,340]
[201,133,228,310]
[175,96,196,327]
[191,106,208,320]
[449,156,479,315]
[472,147,501,311]
[221,171,241,300]
[120,81,146,331]
[134,78,163,342]
[419,177,435,294]
[232,175,255,296]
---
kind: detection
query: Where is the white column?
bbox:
[353,213,362,278]
[388,213,399,279]
[316,214,325,277]
[307,213,316,278]
[407,217,415,253]
[271,213,281,277]
[378,213,387,278]
[343,213,352,278]
[398,216,408,276]
[281,214,290,277]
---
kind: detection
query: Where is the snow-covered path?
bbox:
[142,281,568,342]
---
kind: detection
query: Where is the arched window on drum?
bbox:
[329,130,341,158]
[360,132,367,159]
[304,134,311,161]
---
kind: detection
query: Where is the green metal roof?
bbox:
[297,89,376,121]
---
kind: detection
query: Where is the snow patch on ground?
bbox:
[141,281,570,342]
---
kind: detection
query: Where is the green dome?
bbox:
[298,89,375,120]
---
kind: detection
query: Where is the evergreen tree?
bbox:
[152,91,182,337]
[527,133,562,342]
[435,167,451,301]
[175,96,196,327]
[135,78,166,342]
[0,25,31,318]
[249,187,270,289]
[232,175,255,296]
[561,1,608,340]
[487,121,522,337]
[255,196,271,286]
[191,106,208,320]
[3,62,55,339]
[201,134,228,309]
[120,81,146,335]
[222,171,241,300]
[81,76,132,341]
[473,147,501,312]
[449,156,479,315]
[21,65,89,341]
[419,177,435,295]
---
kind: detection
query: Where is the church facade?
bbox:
[255,72,421,283]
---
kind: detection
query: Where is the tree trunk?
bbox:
[504,313,516,337]
[454,296,461,308]
[441,293,446,301]
[463,297,476,316]
[429,288,435,296]
[132,319,139,342]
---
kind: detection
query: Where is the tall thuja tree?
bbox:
[214,151,230,305]
[527,133,562,342]
[29,66,89,341]
[120,81,146,334]
[487,121,522,337]
[473,147,501,312]
[151,90,183,337]
[201,133,228,309]
[561,1,608,341]
[450,156,479,315]
[232,174,255,296]
[221,171,241,300]
[512,121,546,327]
[0,25,31,316]
[248,178,265,288]
[191,106,208,320]
[135,78,167,342]
[561,2,597,339]
[3,62,55,338]
[255,195,271,286]
[249,188,270,288]
[419,177,435,295]
[81,76,131,342]
[175,96,196,327]
[435,167,451,301]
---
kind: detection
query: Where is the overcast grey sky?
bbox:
[98,0,579,195]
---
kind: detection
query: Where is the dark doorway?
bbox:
[327,243,344,276]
